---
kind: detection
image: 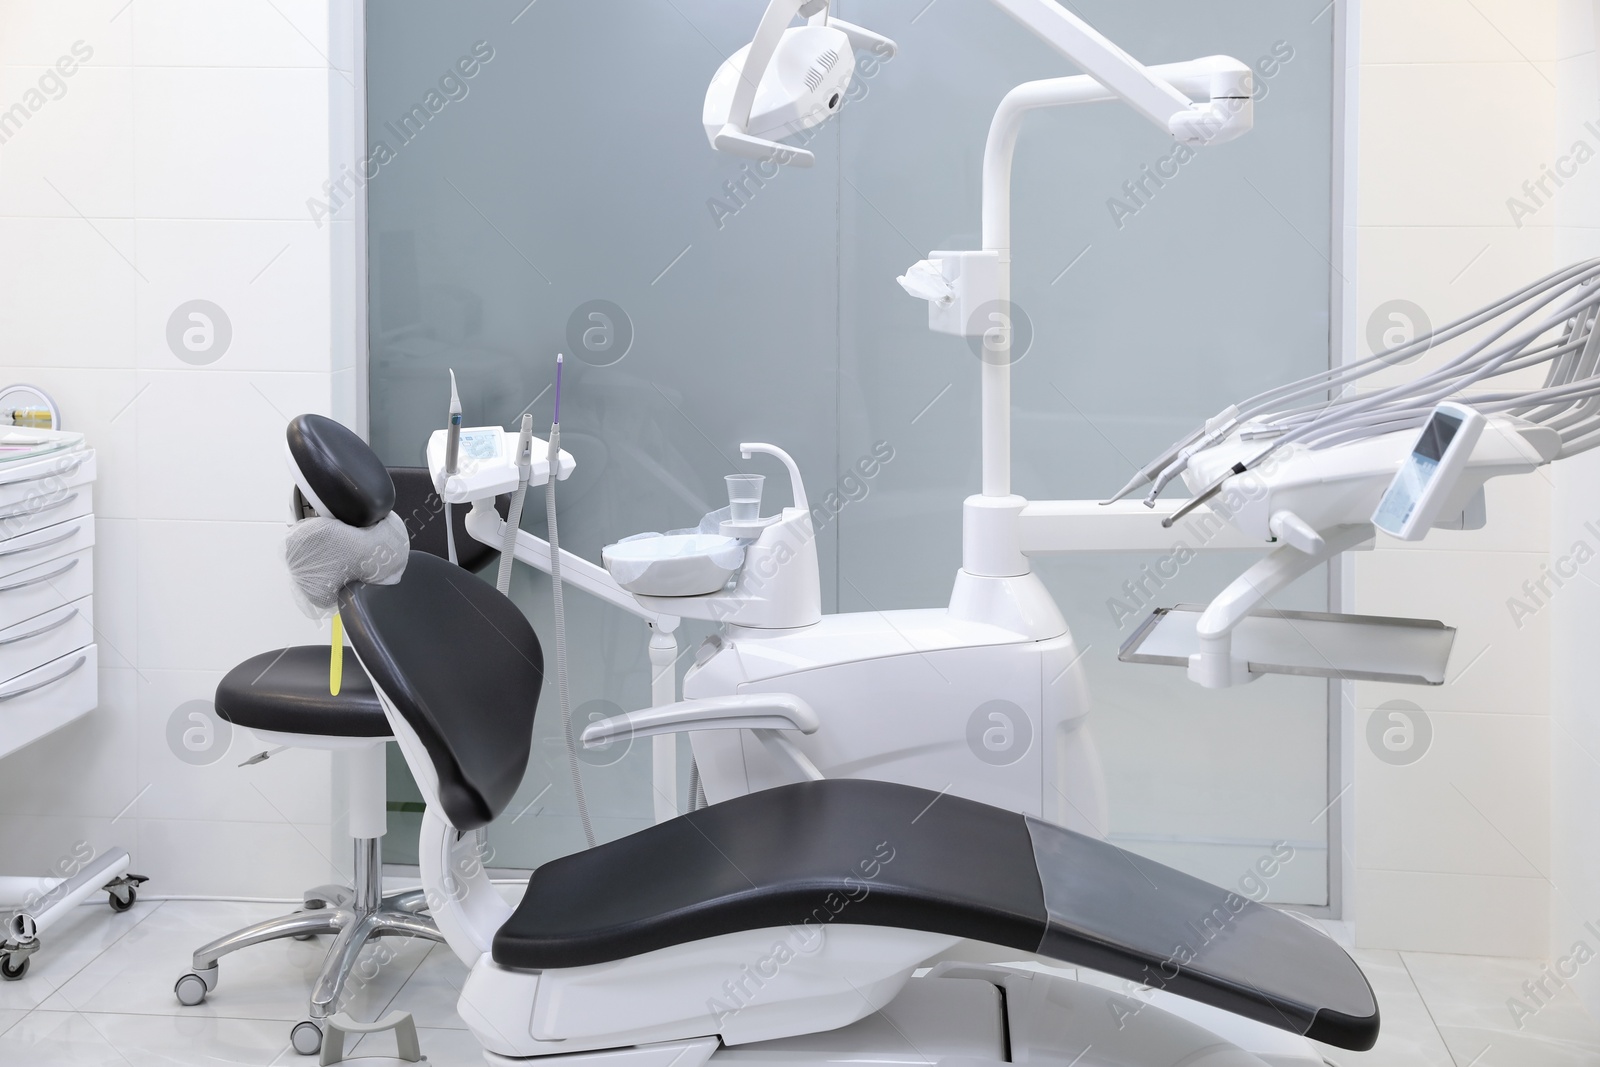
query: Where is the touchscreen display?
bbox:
[1373,411,1461,532]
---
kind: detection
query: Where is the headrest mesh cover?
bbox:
[284,512,409,618]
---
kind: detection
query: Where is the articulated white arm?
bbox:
[985,0,1250,144]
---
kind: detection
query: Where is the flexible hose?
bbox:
[546,426,595,848]
[1128,259,1600,504]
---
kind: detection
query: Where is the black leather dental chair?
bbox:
[286,412,1384,1060]
[173,416,505,1057]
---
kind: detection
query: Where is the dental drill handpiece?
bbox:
[547,353,563,465]
[445,368,463,476]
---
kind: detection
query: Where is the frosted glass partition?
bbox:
[366,0,1337,904]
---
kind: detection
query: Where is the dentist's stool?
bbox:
[173,424,498,1057]
[175,647,436,1057]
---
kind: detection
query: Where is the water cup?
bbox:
[726,474,765,523]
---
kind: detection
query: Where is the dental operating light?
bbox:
[706,0,1251,170]
[703,0,896,167]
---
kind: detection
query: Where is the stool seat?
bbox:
[215,646,390,739]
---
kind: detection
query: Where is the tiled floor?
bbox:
[0,899,1597,1065]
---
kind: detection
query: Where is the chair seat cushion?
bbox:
[214,646,390,738]
[493,778,1380,1051]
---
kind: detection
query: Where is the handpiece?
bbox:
[444,368,463,475]
[547,353,564,464]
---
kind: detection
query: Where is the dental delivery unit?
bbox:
[381,1,1387,1065]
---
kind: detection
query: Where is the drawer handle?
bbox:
[0,557,78,594]
[0,524,80,559]
[0,608,79,647]
[0,653,87,703]
[0,454,88,489]
[0,491,80,523]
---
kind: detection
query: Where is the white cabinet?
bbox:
[0,447,98,757]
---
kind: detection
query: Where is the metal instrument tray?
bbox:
[1119,604,1456,685]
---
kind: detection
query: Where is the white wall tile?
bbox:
[1357,710,1550,878]
[134,816,337,900]
[1554,53,1600,228]
[1356,868,1549,955]
[331,365,358,425]
[135,220,333,372]
[93,517,137,670]
[0,668,137,819]
[0,814,135,895]
[0,0,354,899]
[130,0,341,69]
[134,370,329,522]
[1360,63,1557,228]
[9,367,140,518]
[1354,549,1551,714]
[1365,0,1561,65]
[1355,224,1555,393]
[1558,0,1598,60]
[133,668,333,826]
[0,65,134,218]
[0,1,133,67]
[135,519,321,672]
[132,66,331,221]
[330,219,358,371]
[1555,224,1600,259]
[0,218,136,368]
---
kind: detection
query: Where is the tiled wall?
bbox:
[1351,0,1563,956]
[0,0,360,897]
[1550,0,1600,1018]
[0,0,1591,945]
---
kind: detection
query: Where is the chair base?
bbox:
[175,837,443,1056]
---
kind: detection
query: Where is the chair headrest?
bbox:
[287,415,395,529]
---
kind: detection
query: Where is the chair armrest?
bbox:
[580,693,818,748]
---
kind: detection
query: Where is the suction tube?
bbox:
[445,369,462,566]
[496,415,531,597]
[545,355,595,848]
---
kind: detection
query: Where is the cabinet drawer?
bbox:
[0,598,93,685]
[0,548,92,631]
[0,448,93,504]
[0,516,95,582]
[0,482,92,543]
[0,645,98,760]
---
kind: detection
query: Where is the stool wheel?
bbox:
[174,972,209,1006]
[291,1019,323,1056]
[0,954,28,981]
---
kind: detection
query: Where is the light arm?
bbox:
[985,0,1251,144]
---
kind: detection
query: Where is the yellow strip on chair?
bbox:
[330,614,343,696]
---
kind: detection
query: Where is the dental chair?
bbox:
[297,415,1381,1065]
[174,416,506,1057]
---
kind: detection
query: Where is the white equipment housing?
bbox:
[430,4,1355,1062]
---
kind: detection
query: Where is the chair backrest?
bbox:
[339,551,543,830]
[285,413,541,830]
